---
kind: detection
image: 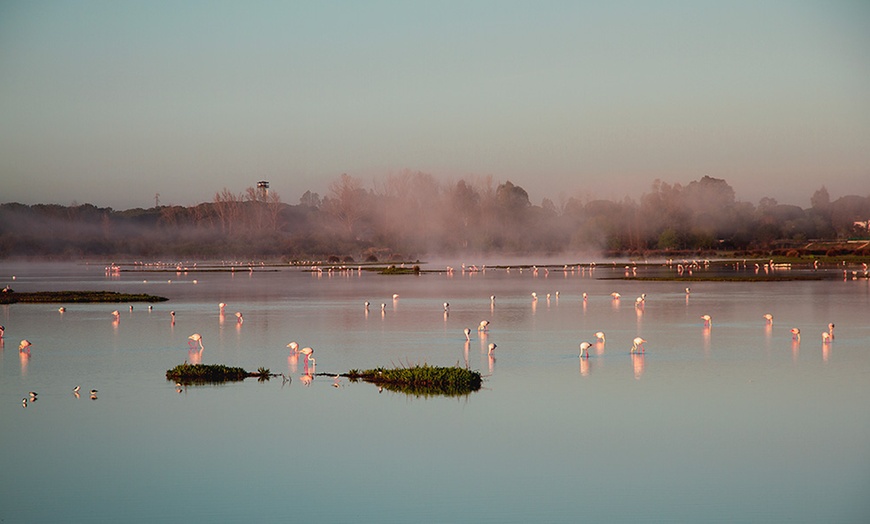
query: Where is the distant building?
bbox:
[257,181,270,199]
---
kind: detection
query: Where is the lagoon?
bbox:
[1,261,869,523]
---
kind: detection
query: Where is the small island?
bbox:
[347,364,482,397]
[0,290,169,305]
[166,363,271,384]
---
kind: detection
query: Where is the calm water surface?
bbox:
[1,262,869,523]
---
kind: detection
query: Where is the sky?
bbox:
[1,0,868,210]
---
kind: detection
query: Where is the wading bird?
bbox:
[579,341,592,358]
[701,315,712,327]
[791,328,801,342]
[464,328,472,341]
[822,332,831,344]
[19,339,31,352]
[188,333,204,350]
[631,337,647,353]
[235,312,243,324]
[287,341,299,353]
[488,343,497,354]
[478,320,490,332]
[828,323,835,339]
[595,332,606,344]
[763,314,773,324]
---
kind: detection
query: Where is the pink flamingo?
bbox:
[763,314,773,324]
[464,328,471,341]
[19,339,32,352]
[478,320,490,332]
[235,312,243,324]
[821,332,831,344]
[0,325,4,338]
[631,337,646,353]
[287,341,299,353]
[701,315,712,327]
[488,343,497,354]
[828,323,835,339]
[595,331,606,344]
[188,333,204,350]
[790,328,801,342]
[579,341,592,358]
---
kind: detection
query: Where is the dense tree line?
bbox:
[2,173,869,260]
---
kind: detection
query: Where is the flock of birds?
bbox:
[6,262,849,403]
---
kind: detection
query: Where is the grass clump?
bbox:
[166,363,270,385]
[347,364,482,397]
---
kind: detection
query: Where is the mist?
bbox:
[2,174,869,261]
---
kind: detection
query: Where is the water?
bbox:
[1,262,869,523]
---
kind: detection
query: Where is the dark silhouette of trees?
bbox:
[1,175,869,260]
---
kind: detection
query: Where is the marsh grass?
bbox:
[0,291,169,305]
[166,363,271,385]
[346,363,482,397]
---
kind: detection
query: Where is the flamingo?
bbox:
[219,302,226,313]
[595,332,606,344]
[364,301,370,310]
[299,347,314,363]
[763,313,773,324]
[582,292,588,301]
[488,343,497,354]
[170,311,176,323]
[828,323,835,339]
[19,339,32,352]
[235,312,243,324]
[490,295,496,305]
[0,325,4,338]
[111,310,120,319]
[790,328,801,342]
[701,315,712,327]
[531,292,537,301]
[287,341,299,353]
[464,328,471,341]
[478,320,490,332]
[443,302,449,312]
[685,287,691,295]
[392,293,399,300]
[611,292,621,300]
[188,333,204,350]
[58,307,66,313]
[579,341,592,358]
[631,337,646,353]
[380,303,386,312]
[822,332,831,344]
[73,385,81,393]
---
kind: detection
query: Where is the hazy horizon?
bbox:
[2,1,868,210]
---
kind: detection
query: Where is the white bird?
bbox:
[488,343,497,354]
[763,313,773,324]
[287,341,299,352]
[58,307,66,313]
[631,337,647,353]
[188,333,204,350]
[579,341,592,358]
[19,339,32,352]
[791,328,801,342]
[701,314,712,327]
[595,331,606,344]
[464,328,471,341]
[443,302,449,312]
[611,292,621,299]
[822,332,831,344]
[478,320,490,332]
[235,312,244,323]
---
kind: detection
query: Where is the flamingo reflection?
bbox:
[579,357,590,377]
[632,353,645,379]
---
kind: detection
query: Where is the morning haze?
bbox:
[1,1,868,210]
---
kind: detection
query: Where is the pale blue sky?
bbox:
[1,0,868,209]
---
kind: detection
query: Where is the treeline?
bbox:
[1,173,869,260]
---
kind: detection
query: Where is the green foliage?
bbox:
[347,364,482,397]
[166,363,271,384]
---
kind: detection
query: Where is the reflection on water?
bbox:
[1,261,870,523]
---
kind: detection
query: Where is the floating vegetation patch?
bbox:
[166,363,271,385]
[377,265,421,275]
[0,290,169,305]
[346,364,482,397]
